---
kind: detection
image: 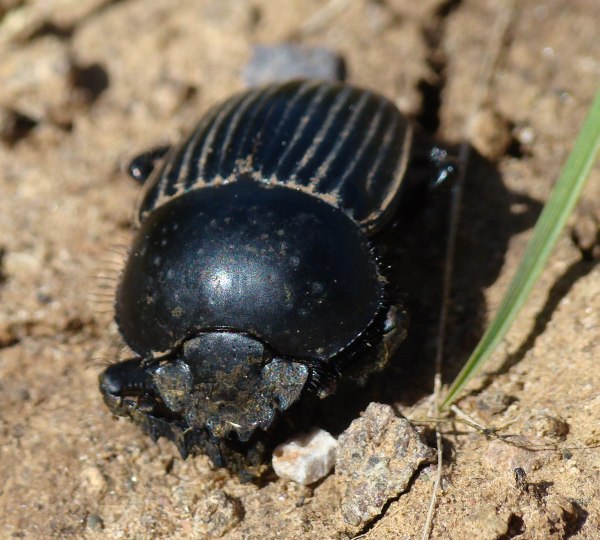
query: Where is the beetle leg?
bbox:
[99,357,164,420]
[174,437,189,459]
[299,360,340,398]
[126,146,171,184]
[100,357,151,397]
[148,421,160,442]
[428,145,459,190]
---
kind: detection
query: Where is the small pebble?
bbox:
[514,124,536,146]
[571,206,600,259]
[272,427,337,485]
[85,514,104,531]
[476,391,516,416]
[80,466,106,494]
[242,44,345,86]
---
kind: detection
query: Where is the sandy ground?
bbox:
[1,0,599,538]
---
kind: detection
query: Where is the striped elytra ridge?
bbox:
[138,80,414,231]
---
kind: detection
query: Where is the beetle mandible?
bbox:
[99,80,455,473]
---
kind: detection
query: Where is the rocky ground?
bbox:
[0,0,599,538]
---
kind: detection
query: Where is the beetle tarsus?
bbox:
[429,145,459,191]
[126,145,171,184]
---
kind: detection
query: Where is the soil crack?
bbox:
[416,0,462,135]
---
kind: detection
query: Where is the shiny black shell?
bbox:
[100,80,454,473]
[117,180,383,362]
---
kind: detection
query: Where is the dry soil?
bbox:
[1,0,599,538]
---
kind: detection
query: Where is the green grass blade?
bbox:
[441,90,600,410]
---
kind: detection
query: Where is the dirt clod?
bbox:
[524,412,570,443]
[191,490,244,539]
[465,504,511,538]
[470,108,512,161]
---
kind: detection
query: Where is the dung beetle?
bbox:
[99,80,455,474]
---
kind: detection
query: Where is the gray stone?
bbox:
[335,403,436,527]
[85,514,104,531]
[242,44,345,86]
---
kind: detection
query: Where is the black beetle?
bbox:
[99,80,455,473]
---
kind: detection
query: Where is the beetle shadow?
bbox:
[313,147,543,434]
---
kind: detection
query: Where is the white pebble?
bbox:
[272,428,337,485]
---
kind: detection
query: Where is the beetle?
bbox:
[99,80,455,474]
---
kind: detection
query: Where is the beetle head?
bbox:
[99,331,309,445]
